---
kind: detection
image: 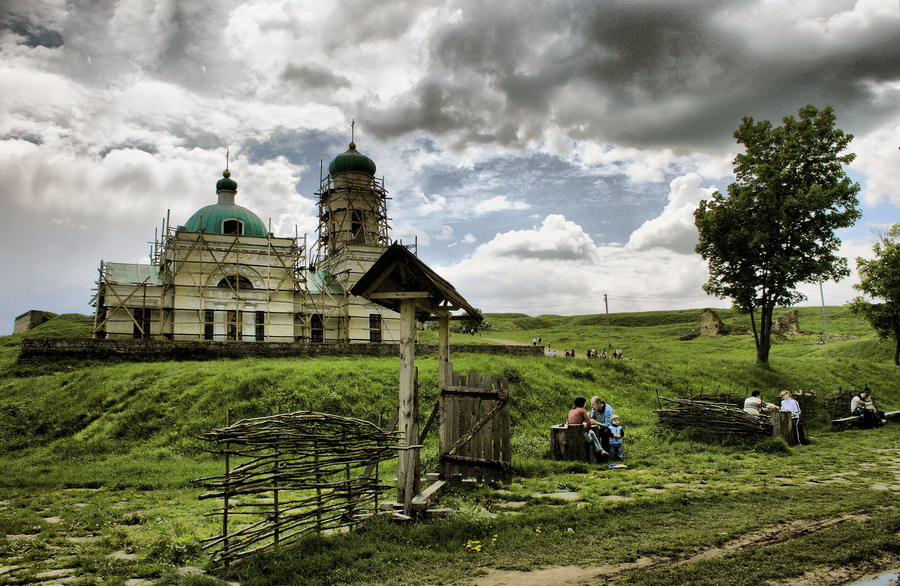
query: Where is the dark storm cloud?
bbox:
[280,64,351,90]
[2,16,64,48]
[365,0,900,152]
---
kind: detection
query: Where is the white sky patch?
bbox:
[435,214,717,315]
[462,233,477,244]
[627,173,715,254]
[474,195,530,215]
[851,119,900,206]
[416,193,447,215]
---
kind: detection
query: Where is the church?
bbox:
[92,139,406,344]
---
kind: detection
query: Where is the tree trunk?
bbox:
[756,304,773,364]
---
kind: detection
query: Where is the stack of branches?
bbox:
[654,396,771,437]
[689,391,744,408]
[193,411,401,567]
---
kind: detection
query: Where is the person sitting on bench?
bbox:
[568,396,608,460]
[851,389,885,428]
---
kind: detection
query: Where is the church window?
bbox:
[351,210,363,242]
[310,314,323,343]
[132,308,150,339]
[223,219,243,235]
[218,275,254,290]
[204,310,215,340]
[255,311,265,342]
[227,310,242,341]
[369,314,382,343]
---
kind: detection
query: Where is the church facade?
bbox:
[92,141,402,344]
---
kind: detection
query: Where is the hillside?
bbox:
[1,309,899,584]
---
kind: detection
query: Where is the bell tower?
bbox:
[317,132,390,261]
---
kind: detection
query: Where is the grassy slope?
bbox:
[1,309,899,584]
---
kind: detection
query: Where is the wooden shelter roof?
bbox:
[349,243,481,322]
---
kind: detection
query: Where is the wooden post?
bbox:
[438,313,450,391]
[397,299,419,515]
[273,443,280,546]
[222,408,232,566]
[770,410,795,445]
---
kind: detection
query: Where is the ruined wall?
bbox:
[775,310,801,335]
[699,308,728,336]
[18,338,544,363]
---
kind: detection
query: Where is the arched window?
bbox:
[218,275,254,290]
[223,219,243,235]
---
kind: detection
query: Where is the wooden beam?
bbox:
[396,299,419,516]
[368,291,432,299]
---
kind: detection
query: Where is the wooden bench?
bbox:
[832,410,900,431]
[549,424,604,463]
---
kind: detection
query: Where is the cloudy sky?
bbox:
[2,0,899,333]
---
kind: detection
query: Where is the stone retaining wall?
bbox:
[18,338,543,363]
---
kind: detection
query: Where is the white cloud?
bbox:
[416,192,447,215]
[474,195,530,215]
[851,118,900,206]
[435,213,714,315]
[462,233,476,244]
[627,173,714,254]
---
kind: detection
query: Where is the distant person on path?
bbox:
[567,397,608,460]
[608,415,625,460]
[780,390,806,444]
[589,396,615,453]
[743,390,776,415]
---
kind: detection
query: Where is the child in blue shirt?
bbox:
[608,415,625,460]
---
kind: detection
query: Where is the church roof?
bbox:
[328,142,377,176]
[183,170,269,237]
[184,203,268,237]
[107,263,162,285]
[350,244,481,322]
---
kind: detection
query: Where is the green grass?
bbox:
[1,309,899,584]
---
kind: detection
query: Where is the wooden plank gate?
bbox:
[439,370,511,484]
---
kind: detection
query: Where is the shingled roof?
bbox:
[349,243,481,323]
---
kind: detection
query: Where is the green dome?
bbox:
[216,169,238,191]
[184,204,268,237]
[328,142,376,176]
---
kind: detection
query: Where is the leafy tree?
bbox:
[849,225,900,365]
[694,105,861,364]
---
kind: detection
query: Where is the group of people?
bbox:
[743,389,806,444]
[567,387,887,463]
[851,388,886,429]
[584,348,624,359]
[567,396,625,461]
[743,387,890,443]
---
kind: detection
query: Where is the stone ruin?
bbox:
[775,309,800,335]
[699,308,728,336]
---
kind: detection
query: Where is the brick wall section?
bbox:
[18,338,544,363]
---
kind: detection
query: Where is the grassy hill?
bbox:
[1,309,899,584]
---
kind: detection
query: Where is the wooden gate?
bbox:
[439,370,511,483]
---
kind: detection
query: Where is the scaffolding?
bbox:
[306,171,394,344]
[92,214,309,343]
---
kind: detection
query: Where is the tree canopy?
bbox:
[694,105,861,364]
[849,225,900,366]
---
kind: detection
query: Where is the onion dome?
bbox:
[216,169,238,192]
[183,170,268,237]
[328,141,376,176]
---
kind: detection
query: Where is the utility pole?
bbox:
[819,281,828,343]
[604,293,611,347]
